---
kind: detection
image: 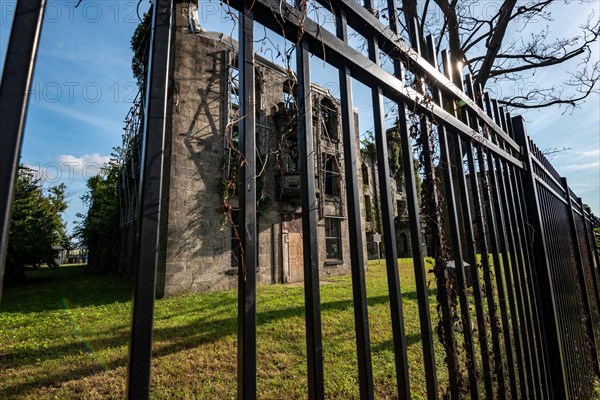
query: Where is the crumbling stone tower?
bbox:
[154,2,367,296]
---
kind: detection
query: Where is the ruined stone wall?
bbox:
[157,2,368,296]
[161,6,235,296]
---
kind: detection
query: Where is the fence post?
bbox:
[295,5,325,397]
[0,0,46,302]
[511,116,568,398]
[335,8,375,400]
[127,1,174,398]
[237,3,258,398]
[386,6,439,400]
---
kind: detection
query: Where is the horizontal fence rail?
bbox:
[1,0,599,399]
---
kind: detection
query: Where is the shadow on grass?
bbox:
[1,293,407,398]
[1,265,132,313]
[1,260,440,398]
[371,333,423,353]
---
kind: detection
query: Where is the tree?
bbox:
[6,167,67,281]
[74,161,121,274]
[392,0,599,110]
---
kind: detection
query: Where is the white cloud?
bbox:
[27,153,111,185]
[563,162,600,171]
[57,153,112,175]
[577,149,600,158]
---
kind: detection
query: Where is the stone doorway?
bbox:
[282,214,303,283]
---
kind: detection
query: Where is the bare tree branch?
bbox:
[433,0,463,80]
[487,49,585,76]
[435,16,449,55]
[474,0,517,87]
[420,0,431,33]
[406,0,599,110]
[497,60,600,109]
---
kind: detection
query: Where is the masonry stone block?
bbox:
[155,2,371,296]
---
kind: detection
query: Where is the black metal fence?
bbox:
[1,0,600,399]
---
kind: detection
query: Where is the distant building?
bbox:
[52,246,88,265]
[52,246,68,266]
[360,129,413,260]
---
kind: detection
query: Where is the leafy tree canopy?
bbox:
[74,160,121,274]
[6,166,67,281]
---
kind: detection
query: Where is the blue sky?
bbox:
[0,0,598,234]
[1,0,145,231]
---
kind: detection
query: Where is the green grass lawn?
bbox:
[0,261,450,399]
[6,260,595,399]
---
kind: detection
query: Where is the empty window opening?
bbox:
[365,195,372,222]
[323,154,341,197]
[325,217,342,262]
[395,175,403,193]
[320,97,339,141]
[397,200,407,218]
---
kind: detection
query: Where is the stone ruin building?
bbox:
[118,2,412,296]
